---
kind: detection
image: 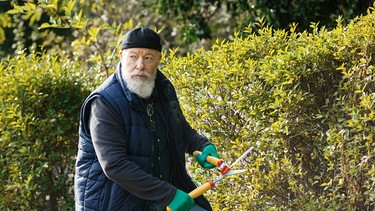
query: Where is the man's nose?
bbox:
[136,58,145,70]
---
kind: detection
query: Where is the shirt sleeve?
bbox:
[89,97,176,207]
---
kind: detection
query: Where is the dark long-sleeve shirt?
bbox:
[89,97,175,206]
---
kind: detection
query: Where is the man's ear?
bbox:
[120,50,123,58]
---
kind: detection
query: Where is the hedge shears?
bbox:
[166,147,253,211]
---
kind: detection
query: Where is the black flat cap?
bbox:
[121,27,162,52]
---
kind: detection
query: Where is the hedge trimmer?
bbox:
[167,147,253,211]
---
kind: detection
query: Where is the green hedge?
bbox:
[1,6,375,211]
[163,7,375,211]
[0,52,91,210]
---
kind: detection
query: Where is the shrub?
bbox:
[162,7,375,211]
[0,52,91,210]
[1,5,374,211]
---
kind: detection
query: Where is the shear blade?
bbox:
[225,169,246,177]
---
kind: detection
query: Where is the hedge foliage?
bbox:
[163,7,375,211]
[1,5,374,211]
[0,52,92,210]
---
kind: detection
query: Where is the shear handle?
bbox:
[193,150,229,175]
[166,181,215,211]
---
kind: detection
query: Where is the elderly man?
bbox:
[74,27,220,211]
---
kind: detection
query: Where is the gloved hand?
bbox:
[168,189,194,211]
[195,144,220,169]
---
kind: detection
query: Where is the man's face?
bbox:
[120,48,161,99]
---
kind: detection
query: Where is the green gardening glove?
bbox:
[168,189,194,211]
[195,144,220,169]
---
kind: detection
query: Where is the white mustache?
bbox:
[131,71,151,78]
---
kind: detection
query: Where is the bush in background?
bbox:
[0,52,92,210]
[163,7,375,210]
[0,5,374,211]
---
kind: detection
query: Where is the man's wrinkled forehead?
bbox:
[122,48,161,58]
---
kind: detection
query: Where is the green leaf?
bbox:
[38,23,59,30]
[7,5,24,14]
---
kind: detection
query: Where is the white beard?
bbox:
[122,67,157,99]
